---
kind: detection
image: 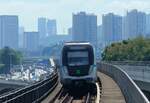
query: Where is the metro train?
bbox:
[59,42,97,86]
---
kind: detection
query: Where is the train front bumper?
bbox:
[60,66,97,85]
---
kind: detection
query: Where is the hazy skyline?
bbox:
[0,0,150,33]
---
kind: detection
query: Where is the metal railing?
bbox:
[0,72,58,103]
[98,62,149,103]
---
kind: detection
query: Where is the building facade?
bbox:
[19,27,24,48]
[24,32,39,51]
[38,18,47,38]
[0,18,2,48]
[146,14,150,38]
[97,25,103,44]
[68,27,72,35]
[72,12,97,47]
[0,15,19,49]
[102,13,122,45]
[123,10,146,39]
[47,19,57,36]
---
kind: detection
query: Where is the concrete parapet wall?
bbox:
[134,80,150,92]
[98,62,149,103]
[104,61,150,66]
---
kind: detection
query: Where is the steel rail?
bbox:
[85,92,90,103]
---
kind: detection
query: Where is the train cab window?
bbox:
[67,51,89,66]
[62,44,94,67]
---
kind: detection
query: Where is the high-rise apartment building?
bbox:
[72,12,97,47]
[38,18,47,38]
[68,27,72,35]
[0,15,18,49]
[97,25,103,44]
[146,14,150,38]
[102,13,122,45]
[24,32,39,51]
[19,27,24,48]
[47,19,57,36]
[123,10,146,39]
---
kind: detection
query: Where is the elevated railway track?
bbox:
[0,62,149,103]
[42,62,149,103]
[49,82,100,103]
[42,71,126,103]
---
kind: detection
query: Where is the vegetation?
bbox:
[0,47,23,73]
[102,37,150,61]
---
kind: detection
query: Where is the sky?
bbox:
[0,0,150,34]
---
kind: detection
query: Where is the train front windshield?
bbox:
[67,51,89,66]
[62,45,94,67]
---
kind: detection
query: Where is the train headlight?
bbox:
[89,65,96,74]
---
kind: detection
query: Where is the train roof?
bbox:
[62,42,93,51]
[64,42,91,46]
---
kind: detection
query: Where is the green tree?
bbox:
[0,47,23,73]
[102,37,150,61]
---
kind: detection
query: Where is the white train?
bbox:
[59,42,97,86]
